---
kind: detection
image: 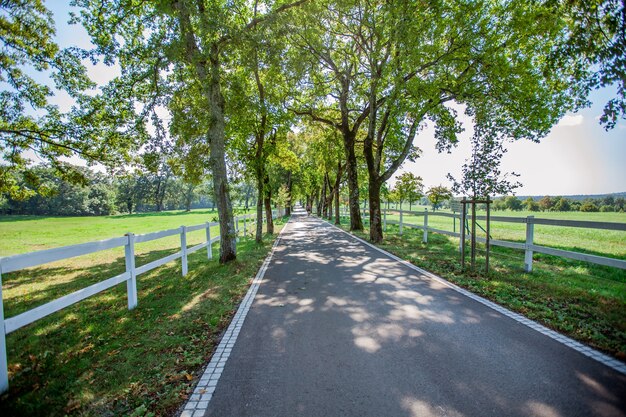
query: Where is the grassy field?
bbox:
[336,211,626,361]
[378,208,626,260]
[0,209,287,416]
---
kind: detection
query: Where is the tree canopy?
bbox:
[2,0,621,254]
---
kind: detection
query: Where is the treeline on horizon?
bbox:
[3,164,625,217]
[490,195,626,213]
[1,165,257,216]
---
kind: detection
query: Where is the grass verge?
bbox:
[0,217,288,417]
[334,217,626,361]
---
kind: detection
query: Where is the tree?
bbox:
[553,197,572,212]
[427,186,453,211]
[580,200,600,212]
[504,196,523,211]
[293,0,590,242]
[290,0,381,232]
[275,184,290,216]
[0,1,143,200]
[448,127,521,200]
[77,0,307,263]
[556,0,626,129]
[523,197,540,212]
[393,173,424,211]
[538,196,555,211]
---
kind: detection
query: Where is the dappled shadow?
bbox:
[206,212,626,417]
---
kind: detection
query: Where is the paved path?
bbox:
[203,209,626,417]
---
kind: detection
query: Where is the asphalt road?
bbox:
[204,209,626,417]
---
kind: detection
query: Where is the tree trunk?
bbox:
[244,185,251,211]
[255,175,264,243]
[328,193,333,220]
[369,178,383,242]
[286,171,292,216]
[343,133,363,231]
[264,189,274,234]
[334,162,342,225]
[208,51,236,263]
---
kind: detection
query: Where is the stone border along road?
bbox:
[325,219,626,377]
[178,220,290,417]
[180,208,626,417]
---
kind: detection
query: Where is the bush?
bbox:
[600,205,614,212]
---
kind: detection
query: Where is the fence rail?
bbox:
[0,210,278,393]
[340,207,626,271]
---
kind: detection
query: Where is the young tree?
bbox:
[427,186,453,211]
[393,173,424,211]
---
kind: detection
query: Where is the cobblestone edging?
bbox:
[179,221,290,417]
[326,220,626,377]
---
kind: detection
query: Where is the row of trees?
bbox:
[494,195,626,213]
[2,0,623,261]
[0,165,263,216]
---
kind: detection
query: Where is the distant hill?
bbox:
[515,192,626,201]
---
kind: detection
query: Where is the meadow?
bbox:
[0,209,285,416]
[378,206,626,259]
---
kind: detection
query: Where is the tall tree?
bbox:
[77,0,307,262]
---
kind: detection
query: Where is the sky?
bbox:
[34,3,626,197]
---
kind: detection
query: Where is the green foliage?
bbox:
[0,1,145,199]
[581,200,600,212]
[426,185,452,211]
[556,0,626,129]
[392,173,424,205]
[523,197,540,211]
[503,196,523,211]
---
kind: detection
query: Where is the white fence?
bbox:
[339,207,626,271]
[0,211,278,393]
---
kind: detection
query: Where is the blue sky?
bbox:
[42,3,626,196]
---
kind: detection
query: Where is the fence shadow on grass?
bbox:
[1,234,276,417]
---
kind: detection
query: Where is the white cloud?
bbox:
[556,114,584,127]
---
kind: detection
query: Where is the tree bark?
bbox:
[286,171,292,216]
[255,175,264,243]
[208,50,237,263]
[334,161,342,224]
[368,177,383,242]
[344,131,363,231]
[264,186,274,234]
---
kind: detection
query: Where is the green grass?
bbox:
[379,209,626,259]
[0,210,287,416]
[0,207,258,256]
[336,216,626,361]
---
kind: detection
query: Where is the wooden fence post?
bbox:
[181,226,188,276]
[243,215,247,236]
[0,270,8,393]
[125,233,137,310]
[525,216,534,272]
[205,222,212,260]
[460,204,466,259]
[399,210,403,236]
[453,212,456,234]
[423,209,428,243]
